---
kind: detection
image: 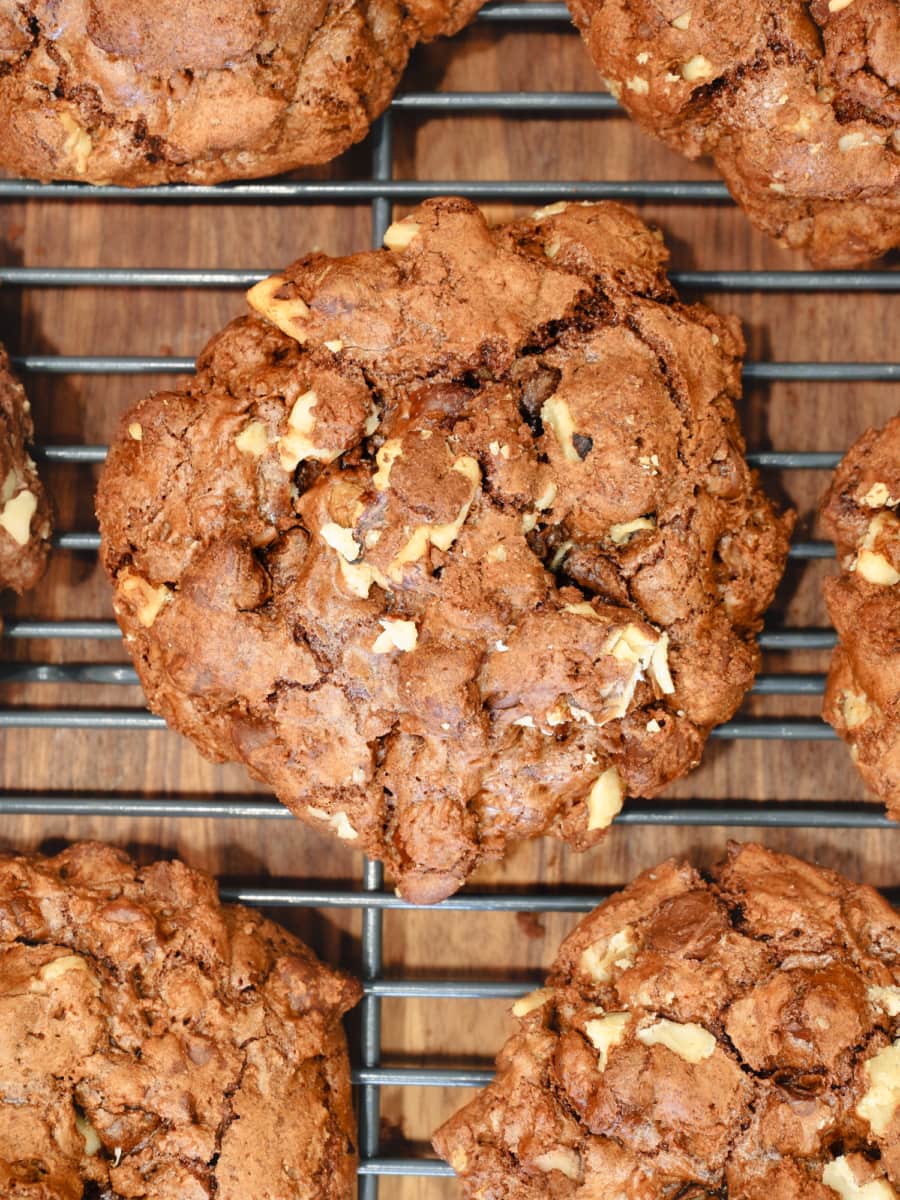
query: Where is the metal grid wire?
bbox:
[1,2,899,1190]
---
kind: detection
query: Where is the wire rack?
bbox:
[1,3,899,1194]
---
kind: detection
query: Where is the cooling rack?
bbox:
[1,3,899,1194]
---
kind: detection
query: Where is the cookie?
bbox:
[0,343,52,606]
[0,0,483,186]
[568,0,900,267]
[434,841,900,1199]
[97,198,792,903]
[0,841,361,1200]
[822,414,900,814]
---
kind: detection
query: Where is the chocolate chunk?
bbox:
[572,433,594,460]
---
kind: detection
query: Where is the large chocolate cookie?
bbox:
[435,842,900,1198]
[822,414,900,814]
[97,198,792,902]
[0,343,52,605]
[0,841,361,1199]
[0,0,483,186]
[568,0,900,267]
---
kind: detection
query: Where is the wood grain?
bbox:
[1,16,899,1199]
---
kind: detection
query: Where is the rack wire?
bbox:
[1,2,899,1192]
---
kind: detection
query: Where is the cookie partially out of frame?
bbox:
[435,842,900,1199]
[0,0,483,186]
[97,197,792,903]
[568,0,900,267]
[822,414,900,813]
[0,342,52,604]
[0,841,361,1200]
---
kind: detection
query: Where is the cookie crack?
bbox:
[206,1046,251,1191]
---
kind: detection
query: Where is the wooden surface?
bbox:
[1,16,899,1198]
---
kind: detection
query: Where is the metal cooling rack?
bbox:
[1,3,899,1192]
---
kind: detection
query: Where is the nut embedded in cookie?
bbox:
[567,0,900,266]
[822,413,900,812]
[433,842,900,1198]
[0,841,361,1200]
[97,197,793,903]
[0,342,53,620]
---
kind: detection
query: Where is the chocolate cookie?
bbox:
[0,841,361,1199]
[0,343,51,606]
[97,198,792,903]
[0,0,483,186]
[568,0,900,267]
[434,841,900,1198]
[822,414,900,814]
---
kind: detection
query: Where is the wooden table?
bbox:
[0,11,898,1198]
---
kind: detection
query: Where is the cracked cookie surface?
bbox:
[0,342,52,609]
[822,414,900,815]
[568,0,900,266]
[0,0,483,186]
[97,198,792,903]
[434,841,900,1199]
[0,841,361,1200]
